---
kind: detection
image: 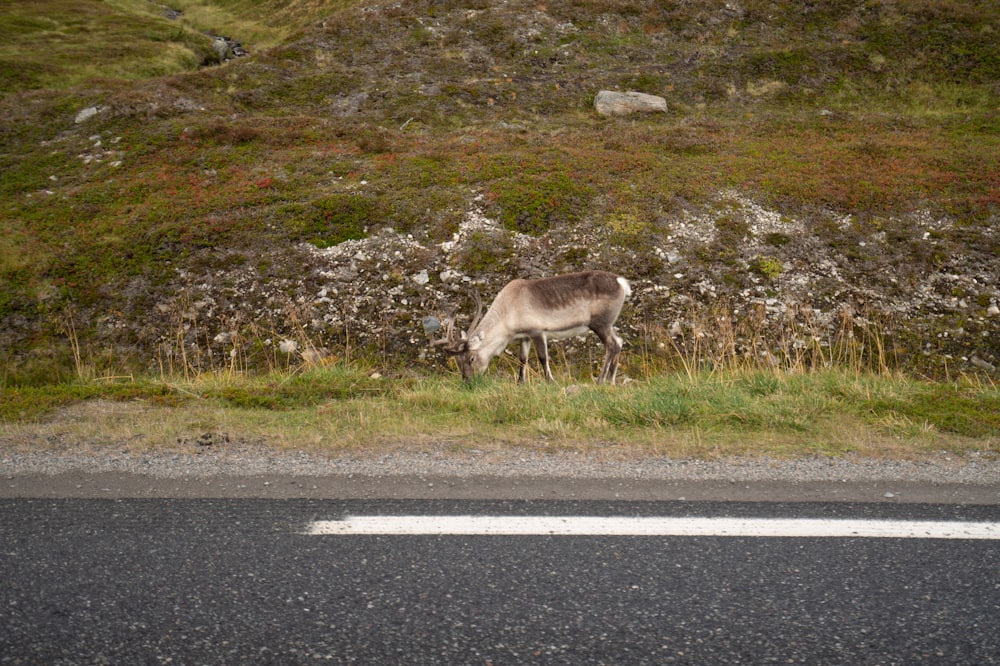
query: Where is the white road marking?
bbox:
[306,516,1000,539]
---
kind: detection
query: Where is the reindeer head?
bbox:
[429,291,485,381]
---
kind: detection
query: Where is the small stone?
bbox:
[422,316,442,335]
[971,356,996,373]
[75,106,102,124]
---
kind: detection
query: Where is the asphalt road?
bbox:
[3,498,1000,664]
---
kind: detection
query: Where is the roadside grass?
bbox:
[2,290,995,459]
[2,362,996,459]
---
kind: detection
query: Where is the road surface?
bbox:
[3,496,999,664]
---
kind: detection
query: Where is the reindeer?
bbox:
[431,271,631,384]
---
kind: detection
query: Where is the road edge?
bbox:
[2,450,999,503]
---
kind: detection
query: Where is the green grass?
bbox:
[0,0,217,91]
[2,365,997,457]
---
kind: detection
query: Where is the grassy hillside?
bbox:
[2,0,999,388]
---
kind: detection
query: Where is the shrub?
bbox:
[294,195,375,248]
[492,171,593,236]
[751,256,784,280]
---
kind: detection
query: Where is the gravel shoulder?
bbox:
[3,448,999,504]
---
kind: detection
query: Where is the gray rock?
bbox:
[212,37,231,61]
[971,355,996,373]
[422,316,442,336]
[594,90,667,117]
[74,106,102,124]
[210,36,246,61]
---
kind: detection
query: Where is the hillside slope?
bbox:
[2,0,998,383]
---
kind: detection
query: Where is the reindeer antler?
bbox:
[429,305,462,351]
[429,290,484,354]
[467,289,484,335]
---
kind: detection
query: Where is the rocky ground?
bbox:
[143,189,1000,378]
[3,446,999,503]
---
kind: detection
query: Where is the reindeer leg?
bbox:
[531,333,554,382]
[518,338,531,383]
[593,326,623,384]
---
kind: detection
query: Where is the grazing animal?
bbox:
[431,271,631,384]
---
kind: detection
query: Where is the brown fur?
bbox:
[526,271,622,311]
